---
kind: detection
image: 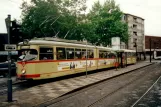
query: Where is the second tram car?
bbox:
[16,38,136,80]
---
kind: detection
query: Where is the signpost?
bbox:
[111,37,120,70]
[111,37,120,50]
[5,15,13,102]
[5,45,17,51]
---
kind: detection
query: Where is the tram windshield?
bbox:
[18,49,38,61]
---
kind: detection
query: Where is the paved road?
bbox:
[47,63,161,107]
[132,73,161,107]
[0,76,16,85]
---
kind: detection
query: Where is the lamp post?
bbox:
[5,15,12,102]
[83,38,88,78]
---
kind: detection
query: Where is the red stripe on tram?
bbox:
[18,74,40,78]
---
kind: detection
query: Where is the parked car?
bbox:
[0,60,16,77]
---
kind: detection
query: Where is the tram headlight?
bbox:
[21,69,26,74]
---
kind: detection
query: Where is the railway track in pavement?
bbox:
[44,63,160,107]
[131,72,161,107]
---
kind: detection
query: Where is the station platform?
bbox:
[0,62,152,107]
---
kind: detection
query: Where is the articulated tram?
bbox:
[16,38,136,80]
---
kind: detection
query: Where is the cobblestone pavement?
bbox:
[0,62,151,107]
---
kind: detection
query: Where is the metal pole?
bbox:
[6,15,12,102]
[86,40,88,78]
[153,42,156,59]
[150,38,151,63]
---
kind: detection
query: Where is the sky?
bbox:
[0,0,161,36]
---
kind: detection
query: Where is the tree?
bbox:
[88,0,129,46]
[20,0,128,47]
[21,0,87,39]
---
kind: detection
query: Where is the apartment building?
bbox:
[123,13,145,53]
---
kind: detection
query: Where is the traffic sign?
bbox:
[5,44,17,51]
[0,51,18,55]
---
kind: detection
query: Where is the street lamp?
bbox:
[5,15,12,102]
[83,38,88,78]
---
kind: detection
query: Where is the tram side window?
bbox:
[66,48,74,59]
[56,47,66,60]
[108,53,116,58]
[104,52,108,58]
[127,52,131,57]
[75,49,82,59]
[99,50,107,58]
[132,52,136,57]
[39,47,53,60]
[88,50,94,58]
[82,49,87,59]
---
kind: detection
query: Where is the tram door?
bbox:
[118,52,126,68]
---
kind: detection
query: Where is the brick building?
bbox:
[145,35,161,56]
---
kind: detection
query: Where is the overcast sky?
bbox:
[0,0,161,36]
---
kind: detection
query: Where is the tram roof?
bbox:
[122,49,136,52]
[19,40,96,48]
[18,38,113,51]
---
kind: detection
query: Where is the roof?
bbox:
[145,35,161,38]
[124,13,144,20]
[19,40,95,49]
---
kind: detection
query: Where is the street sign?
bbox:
[0,51,18,55]
[5,44,17,51]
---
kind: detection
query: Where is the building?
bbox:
[122,13,145,59]
[145,35,161,56]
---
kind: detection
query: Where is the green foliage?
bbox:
[21,0,86,39]
[88,0,129,46]
[20,0,128,46]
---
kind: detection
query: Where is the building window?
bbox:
[133,17,137,23]
[122,15,126,21]
[133,32,137,36]
[133,24,137,29]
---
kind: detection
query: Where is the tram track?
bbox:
[131,71,161,107]
[38,63,157,107]
[87,65,156,107]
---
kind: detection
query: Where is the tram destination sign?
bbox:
[5,44,17,51]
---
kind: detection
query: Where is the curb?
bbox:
[36,63,153,107]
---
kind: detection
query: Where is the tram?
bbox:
[16,38,136,80]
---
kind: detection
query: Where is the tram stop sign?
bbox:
[5,44,17,51]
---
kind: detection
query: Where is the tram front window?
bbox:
[18,49,38,61]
